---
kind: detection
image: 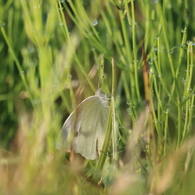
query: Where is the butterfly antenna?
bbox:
[98,75,105,89]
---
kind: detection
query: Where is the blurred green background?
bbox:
[1,0,195,194]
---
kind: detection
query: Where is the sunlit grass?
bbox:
[1,0,195,194]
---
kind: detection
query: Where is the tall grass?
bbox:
[1,0,195,194]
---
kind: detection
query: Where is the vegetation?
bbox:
[1,0,195,194]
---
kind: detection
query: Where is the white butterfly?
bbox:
[56,88,110,160]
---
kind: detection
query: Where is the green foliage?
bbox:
[1,0,195,194]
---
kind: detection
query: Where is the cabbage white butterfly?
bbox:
[56,88,110,160]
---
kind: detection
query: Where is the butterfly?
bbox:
[56,88,110,160]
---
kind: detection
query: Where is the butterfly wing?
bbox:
[56,97,93,151]
[73,97,109,159]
